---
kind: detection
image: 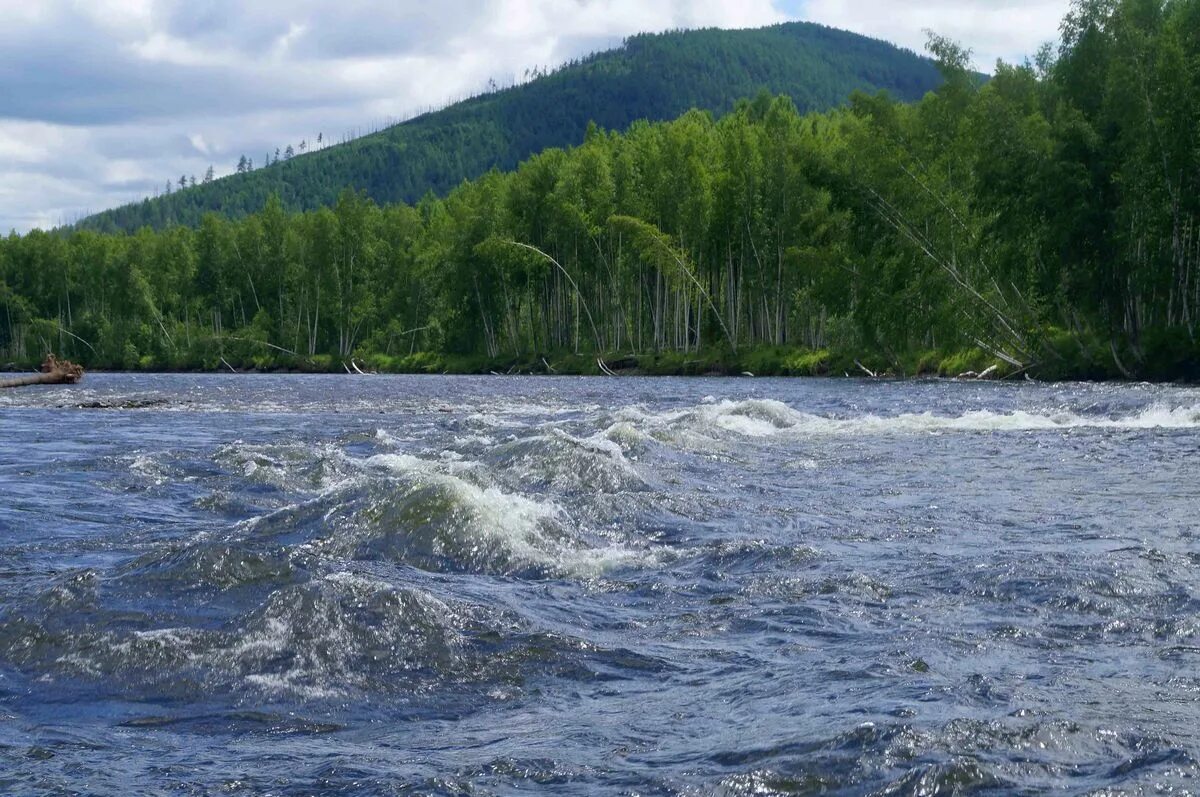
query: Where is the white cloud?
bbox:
[0,123,64,165]
[800,0,1070,69]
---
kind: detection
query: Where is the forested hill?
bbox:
[74,22,941,233]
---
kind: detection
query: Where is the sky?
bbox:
[0,0,1071,234]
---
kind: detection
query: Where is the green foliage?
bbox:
[72,23,942,234]
[4,2,1200,381]
[784,349,833,376]
[936,349,991,378]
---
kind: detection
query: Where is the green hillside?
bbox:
[76,22,941,233]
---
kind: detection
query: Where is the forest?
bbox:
[73,21,941,234]
[3,0,1199,381]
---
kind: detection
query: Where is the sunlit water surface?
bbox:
[2,374,1199,795]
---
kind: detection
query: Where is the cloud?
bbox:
[0,0,1068,233]
[188,134,211,156]
[798,0,1071,69]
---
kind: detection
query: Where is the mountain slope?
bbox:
[76,22,942,233]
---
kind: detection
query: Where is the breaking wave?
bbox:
[622,398,1200,441]
[483,427,648,494]
[338,453,651,578]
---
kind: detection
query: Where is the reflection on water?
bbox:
[1,374,1198,795]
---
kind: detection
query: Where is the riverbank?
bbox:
[7,336,1196,382]
[2,347,1008,379]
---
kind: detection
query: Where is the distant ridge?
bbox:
[75,21,942,233]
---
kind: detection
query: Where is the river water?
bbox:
[1,374,1198,795]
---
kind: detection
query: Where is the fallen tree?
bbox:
[0,355,85,389]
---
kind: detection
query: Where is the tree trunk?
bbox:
[0,355,84,389]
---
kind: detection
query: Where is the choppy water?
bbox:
[1,374,1199,795]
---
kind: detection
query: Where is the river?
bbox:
[1,374,1198,795]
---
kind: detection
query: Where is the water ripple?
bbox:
[1,374,1198,794]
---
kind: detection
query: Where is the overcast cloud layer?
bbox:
[0,0,1069,234]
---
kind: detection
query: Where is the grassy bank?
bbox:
[0,346,999,378]
[10,335,1195,382]
[6,324,1197,381]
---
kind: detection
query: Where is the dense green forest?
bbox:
[5,0,1200,380]
[73,22,941,234]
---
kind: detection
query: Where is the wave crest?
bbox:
[624,398,1200,441]
[342,454,648,578]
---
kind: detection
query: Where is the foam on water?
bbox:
[624,398,1200,442]
[599,420,651,450]
[128,453,170,485]
[353,453,649,578]
[182,439,655,581]
[483,427,648,495]
[215,441,358,492]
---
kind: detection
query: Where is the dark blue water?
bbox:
[2,374,1199,795]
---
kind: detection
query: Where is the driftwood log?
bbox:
[0,355,85,389]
